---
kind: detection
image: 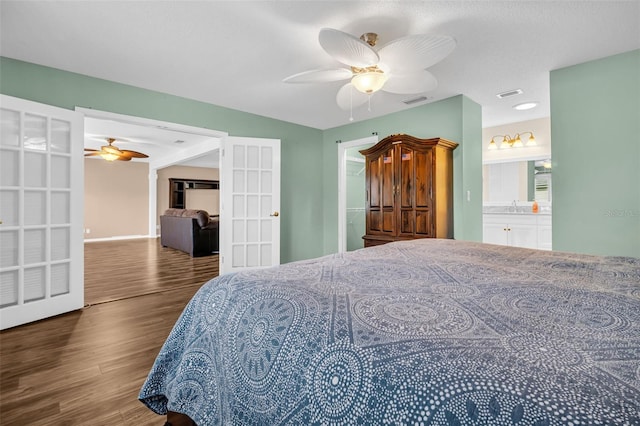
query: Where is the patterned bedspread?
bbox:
[139,239,640,425]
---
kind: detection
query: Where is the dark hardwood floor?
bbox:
[0,238,219,425]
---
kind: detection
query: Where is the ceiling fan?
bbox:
[283,28,456,112]
[84,137,149,162]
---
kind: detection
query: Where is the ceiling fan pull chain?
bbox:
[349,85,354,122]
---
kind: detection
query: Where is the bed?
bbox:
[139,239,640,425]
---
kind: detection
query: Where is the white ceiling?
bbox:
[1,1,639,159]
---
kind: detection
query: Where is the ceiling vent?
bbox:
[403,96,429,105]
[496,89,523,99]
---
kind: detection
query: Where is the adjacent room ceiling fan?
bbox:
[84,137,149,162]
[283,28,456,111]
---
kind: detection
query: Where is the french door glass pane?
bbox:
[51,119,71,153]
[0,230,18,267]
[232,245,244,267]
[233,145,245,168]
[247,170,259,192]
[261,219,271,241]
[24,152,47,187]
[0,108,20,147]
[24,266,46,302]
[261,245,272,267]
[261,146,272,169]
[24,114,47,151]
[51,191,70,224]
[51,263,70,296]
[247,220,258,242]
[260,195,272,217]
[51,227,70,261]
[233,195,244,216]
[0,190,19,225]
[247,195,259,216]
[24,228,46,264]
[24,191,46,225]
[51,155,71,188]
[233,219,245,243]
[247,245,259,267]
[261,171,272,193]
[0,149,19,186]
[233,170,245,192]
[0,270,18,307]
[247,146,259,168]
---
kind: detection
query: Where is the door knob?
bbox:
[270,212,279,217]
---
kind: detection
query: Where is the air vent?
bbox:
[403,96,428,105]
[496,89,523,99]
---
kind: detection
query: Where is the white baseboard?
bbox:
[84,235,158,243]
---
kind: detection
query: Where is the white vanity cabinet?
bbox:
[537,215,552,250]
[483,214,551,250]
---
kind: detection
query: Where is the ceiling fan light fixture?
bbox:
[102,145,121,155]
[351,70,387,94]
[100,152,120,161]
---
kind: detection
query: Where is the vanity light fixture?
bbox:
[487,131,536,150]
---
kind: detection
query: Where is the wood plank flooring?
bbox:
[0,238,219,425]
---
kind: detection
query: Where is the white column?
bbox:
[148,169,158,237]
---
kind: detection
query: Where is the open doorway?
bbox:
[337,136,377,253]
[79,109,226,304]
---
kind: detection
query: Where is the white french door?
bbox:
[0,95,84,330]
[220,136,280,274]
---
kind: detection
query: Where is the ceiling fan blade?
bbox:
[84,152,101,157]
[383,70,438,94]
[283,68,353,83]
[115,155,132,161]
[336,83,370,110]
[319,28,379,68]
[378,35,456,72]
[84,148,99,152]
[119,150,149,159]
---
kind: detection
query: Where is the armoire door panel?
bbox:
[368,210,381,232]
[399,147,413,208]
[415,150,432,208]
[382,210,395,233]
[400,209,414,234]
[415,210,432,236]
[369,158,380,208]
[382,149,394,208]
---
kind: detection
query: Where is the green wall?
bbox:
[0,57,324,263]
[1,57,483,261]
[550,49,640,257]
[322,95,483,254]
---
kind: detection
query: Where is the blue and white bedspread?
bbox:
[140,239,640,425]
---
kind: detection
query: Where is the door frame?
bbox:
[337,135,378,253]
[75,108,227,238]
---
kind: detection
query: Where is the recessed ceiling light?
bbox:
[513,102,538,111]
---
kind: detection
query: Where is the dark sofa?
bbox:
[160,208,219,257]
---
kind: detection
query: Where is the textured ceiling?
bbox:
[1,1,639,157]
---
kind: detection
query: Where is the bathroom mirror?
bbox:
[483,159,552,203]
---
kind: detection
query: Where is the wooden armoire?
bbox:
[360,134,458,247]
